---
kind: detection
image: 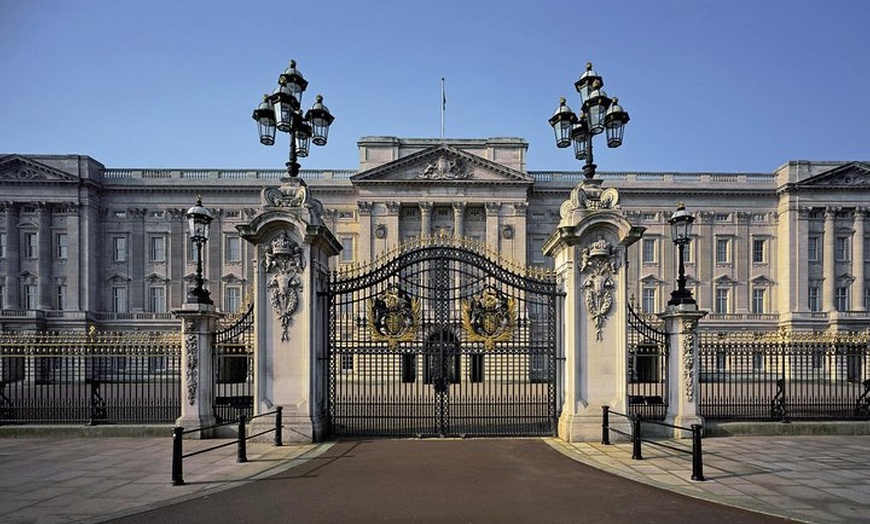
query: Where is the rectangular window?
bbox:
[808,286,820,312]
[642,287,656,313]
[865,287,870,310]
[225,236,241,263]
[340,236,354,263]
[56,285,67,310]
[715,238,730,264]
[642,238,656,263]
[113,236,128,262]
[836,286,849,312]
[112,286,128,313]
[752,288,765,314]
[25,284,38,310]
[752,352,765,371]
[835,236,850,262]
[55,233,68,259]
[715,288,729,314]
[149,287,166,313]
[149,236,166,262]
[0,284,4,308]
[224,286,242,313]
[807,236,820,262]
[24,232,37,258]
[752,238,765,264]
[0,232,5,258]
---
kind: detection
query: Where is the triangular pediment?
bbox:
[351,144,533,185]
[794,162,870,188]
[0,155,79,182]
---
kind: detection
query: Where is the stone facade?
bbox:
[1,138,868,333]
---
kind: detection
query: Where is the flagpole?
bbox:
[440,77,445,140]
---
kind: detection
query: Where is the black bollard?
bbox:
[171,426,185,485]
[691,424,705,481]
[601,406,610,445]
[631,415,643,460]
[274,406,283,447]
[237,414,248,463]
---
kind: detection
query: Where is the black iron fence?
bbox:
[626,300,669,421]
[214,303,255,423]
[0,329,181,424]
[699,330,870,421]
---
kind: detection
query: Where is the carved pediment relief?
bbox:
[0,155,79,182]
[351,144,532,185]
[145,273,170,284]
[795,162,870,188]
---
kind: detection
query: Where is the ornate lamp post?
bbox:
[253,60,335,178]
[668,203,696,306]
[548,62,630,180]
[186,196,214,305]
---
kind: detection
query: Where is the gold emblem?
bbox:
[462,286,516,350]
[368,285,420,350]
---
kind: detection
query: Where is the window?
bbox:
[715,238,730,263]
[56,285,67,310]
[149,236,166,262]
[54,233,68,259]
[715,288,729,314]
[225,236,241,263]
[836,286,849,312]
[752,238,765,264]
[112,286,128,313]
[224,286,242,313]
[25,284,38,310]
[113,237,128,262]
[865,238,870,261]
[865,287,870,310]
[24,232,37,258]
[642,238,656,263]
[835,236,850,262]
[807,236,820,262]
[149,287,166,313]
[752,352,765,371]
[642,287,656,313]
[340,236,354,263]
[0,232,6,258]
[808,286,820,312]
[0,284,4,308]
[752,288,765,314]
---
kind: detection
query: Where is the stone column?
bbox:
[174,302,221,437]
[65,204,81,312]
[419,202,432,238]
[3,203,19,309]
[37,203,52,310]
[485,202,500,252]
[384,201,400,253]
[358,201,373,263]
[513,202,528,266]
[129,208,147,312]
[823,207,836,312]
[854,208,866,311]
[659,304,708,438]
[452,202,465,238]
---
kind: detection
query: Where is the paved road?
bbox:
[107,439,792,524]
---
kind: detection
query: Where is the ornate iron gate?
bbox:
[327,236,561,437]
[213,302,254,422]
[626,299,669,420]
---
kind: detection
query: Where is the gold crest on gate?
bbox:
[462,286,516,350]
[368,285,420,350]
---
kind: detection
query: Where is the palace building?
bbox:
[1,136,868,334]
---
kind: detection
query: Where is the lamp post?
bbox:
[186,196,214,305]
[253,60,335,178]
[668,203,696,306]
[548,62,630,180]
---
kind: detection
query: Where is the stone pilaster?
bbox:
[823,207,836,312]
[419,202,432,238]
[452,202,465,238]
[659,304,708,437]
[174,303,221,438]
[485,201,500,253]
[854,208,866,311]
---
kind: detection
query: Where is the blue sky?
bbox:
[1,0,868,173]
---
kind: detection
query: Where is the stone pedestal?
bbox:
[174,302,221,438]
[543,179,644,441]
[237,178,340,442]
[659,304,708,438]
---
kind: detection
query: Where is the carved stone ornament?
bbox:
[263,183,308,208]
[580,235,621,341]
[368,285,421,350]
[263,231,305,342]
[682,318,699,403]
[561,183,620,217]
[184,320,198,406]
[418,153,471,180]
[462,286,516,350]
